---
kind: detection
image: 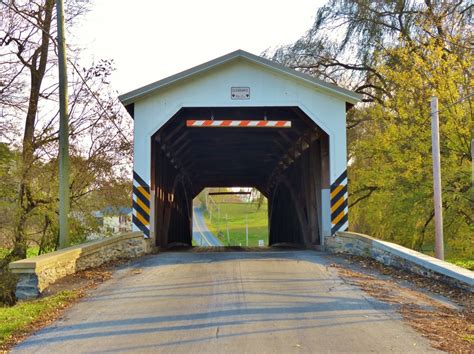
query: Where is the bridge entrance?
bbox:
[119,50,360,248]
[150,106,328,247]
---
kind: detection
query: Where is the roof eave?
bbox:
[238,51,362,104]
[118,50,245,106]
[118,50,362,106]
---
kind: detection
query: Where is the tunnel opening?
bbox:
[192,188,269,247]
[150,106,329,248]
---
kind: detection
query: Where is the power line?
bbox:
[3,0,471,145]
[68,59,131,146]
[434,92,474,115]
[1,0,131,146]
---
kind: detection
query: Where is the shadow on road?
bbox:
[13,251,431,353]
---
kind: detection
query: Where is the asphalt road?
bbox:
[192,207,222,246]
[13,251,439,353]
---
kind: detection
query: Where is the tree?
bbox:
[269,0,473,257]
[0,0,57,259]
[267,0,472,102]
[0,0,133,261]
[349,38,472,254]
[0,144,18,245]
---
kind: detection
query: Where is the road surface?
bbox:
[192,207,222,246]
[13,251,438,353]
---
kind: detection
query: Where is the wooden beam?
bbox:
[169,131,189,149]
[208,191,251,196]
[174,140,191,156]
[266,129,321,192]
[278,130,294,146]
[162,121,185,145]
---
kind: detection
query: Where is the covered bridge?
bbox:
[119,50,360,248]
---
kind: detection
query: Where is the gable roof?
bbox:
[118,49,362,106]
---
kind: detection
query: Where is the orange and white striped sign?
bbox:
[186,120,291,128]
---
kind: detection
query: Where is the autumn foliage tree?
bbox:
[270,0,473,260]
[0,0,132,262]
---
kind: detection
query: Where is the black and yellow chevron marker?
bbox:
[132,171,150,238]
[330,170,348,235]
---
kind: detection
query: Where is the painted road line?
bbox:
[193,208,222,246]
[193,209,212,246]
[196,213,215,246]
[194,212,211,246]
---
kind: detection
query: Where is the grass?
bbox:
[0,247,40,260]
[462,334,474,343]
[0,290,79,347]
[202,202,268,247]
[421,244,474,271]
[445,257,474,271]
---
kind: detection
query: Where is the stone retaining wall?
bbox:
[9,232,151,299]
[325,231,473,291]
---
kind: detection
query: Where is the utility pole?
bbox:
[245,215,248,247]
[471,139,474,186]
[226,214,230,245]
[430,97,444,260]
[57,0,70,248]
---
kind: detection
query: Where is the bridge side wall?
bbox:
[325,231,474,291]
[9,232,151,299]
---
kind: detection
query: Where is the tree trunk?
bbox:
[12,0,55,260]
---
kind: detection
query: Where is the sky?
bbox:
[73,0,325,95]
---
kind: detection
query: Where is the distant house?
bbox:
[89,207,132,239]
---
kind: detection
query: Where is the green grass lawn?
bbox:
[0,290,79,347]
[202,203,268,247]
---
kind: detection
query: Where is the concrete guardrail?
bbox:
[325,231,473,291]
[9,232,151,299]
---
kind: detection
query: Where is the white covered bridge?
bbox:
[11,52,472,307]
[119,50,361,248]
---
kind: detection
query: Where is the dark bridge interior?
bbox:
[151,107,329,247]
